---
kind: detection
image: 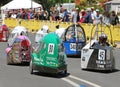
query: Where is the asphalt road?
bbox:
[0,32,120,87]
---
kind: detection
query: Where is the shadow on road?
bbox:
[7,62,30,67]
[82,69,120,74]
[67,55,81,58]
[31,71,70,78]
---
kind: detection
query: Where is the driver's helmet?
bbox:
[99,33,107,44]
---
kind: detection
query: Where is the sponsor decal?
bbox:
[46,57,56,66]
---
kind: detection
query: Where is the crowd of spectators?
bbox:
[5,5,119,25]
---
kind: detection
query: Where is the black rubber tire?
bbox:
[29,60,34,74]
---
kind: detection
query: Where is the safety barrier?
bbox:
[4,18,120,45]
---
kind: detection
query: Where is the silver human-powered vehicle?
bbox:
[81,20,115,71]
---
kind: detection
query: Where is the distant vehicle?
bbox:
[0,24,9,42]
[81,22,115,71]
[6,35,32,64]
[35,25,49,43]
[30,32,67,75]
[62,24,86,57]
[8,26,28,46]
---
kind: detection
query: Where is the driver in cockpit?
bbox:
[98,33,109,46]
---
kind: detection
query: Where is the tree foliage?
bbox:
[37,0,74,10]
[0,0,11,6]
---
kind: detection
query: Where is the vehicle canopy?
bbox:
[8,26,28,46]
[11,26,28,36]
[6,35,31,54]
[63,24,86,42]
[32,32,67,68]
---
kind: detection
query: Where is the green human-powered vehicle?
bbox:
[29,32,67,75]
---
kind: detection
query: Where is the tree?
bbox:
[37,0,74,10]
[0,0,11,6]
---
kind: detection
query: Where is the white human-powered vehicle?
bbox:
[35,25,49,43]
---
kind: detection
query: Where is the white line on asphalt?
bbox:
[61,78,80,87]
[69,75,101,87]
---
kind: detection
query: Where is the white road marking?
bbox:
[61,78,80,87]
[69,75,101,87]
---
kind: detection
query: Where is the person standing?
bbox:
[92,9,102,24]
[63,9,70,22]
[71,9,77,24]
[110,11,119,25]
[84,8,93,23]
[102,11,111,25]
[79,9,87,23]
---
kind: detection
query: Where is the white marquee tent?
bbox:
[0,0,42,19]
[1,0,42,10]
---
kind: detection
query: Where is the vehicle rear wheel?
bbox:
[64,69,67,74]
[29,60,34,74]
[60,69,68,76]
[6,55,10,65]
[6,53,12,65]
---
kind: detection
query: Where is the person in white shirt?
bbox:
[91,7,97,21]
[93,9,102,24]
[71,9,77,24]
[11,13,17,19]
[102,11,110,25]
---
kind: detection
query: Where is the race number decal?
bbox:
[48,43,54,54]
[98,50,105,60]
[70,43,76,51]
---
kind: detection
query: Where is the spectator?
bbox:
[79,9,87,23]
[76,8,80,22]
[11,12,17,19]
[110,11,119,25]
[91,7,97,21]
[34,12,39,20]
[24,9,28,19]
[60,5,64,13]
[50,8,56,21]
[16,10,21,19]
[102,11,110,25]
[38,11,44,20]
[71,9,77,23]
[63,8,70,22]
[59,9,64,22]
[43,11,48,20]
[55,10,60,21]
[29,9,34,19]
[84,8,93,23]
[92,9,102,24]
